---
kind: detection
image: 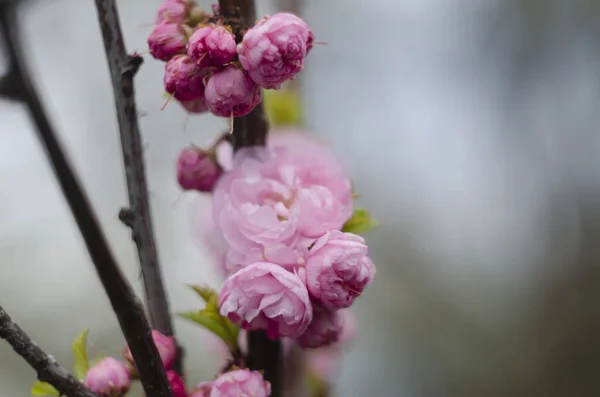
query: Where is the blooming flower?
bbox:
[297,306,343,349]
[148,23,191,62]
[123,330,176,370]
[219,262,313,338]
[237,13,313,89]
[177,147,222,192]
[204,65,262,117]
[84,357,130,397]
[305,230,375,310]
[164,55,208,101]
[188,26,237,67]
[210,369,271,397]
[212,137,352,272]
[167,370,187,397]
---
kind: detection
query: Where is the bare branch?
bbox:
[0,305,98,397]
[0,3,173,397]
[92,0,181,375]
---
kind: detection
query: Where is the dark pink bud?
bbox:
[204,65,262,117]
[84,358,130,397]
[178,98,209,114]
[148,23,191,62]
[167,370,187,397]
[187,26,236,67]
[164,55,208,101]
[176,147,222,192]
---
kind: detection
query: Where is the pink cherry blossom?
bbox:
[237,13,313,89]
[210,369,271,397]
[297,306,343,349]
[84,357,130,397]
[164,55,208,101]
[219,262,313,338]
[212,137,352,272]
[188,26,236,67]
[204,65,262,117]
[123,330,177,370]
[148,23,191,62]
[176,147,222,192]
[305,230,375,310]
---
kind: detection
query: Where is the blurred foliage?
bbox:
[263,88,303,127]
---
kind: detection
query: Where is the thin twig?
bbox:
[91,0,181,374]
[217,0,279,395]
[0,305,97,397]
[0,3,173,397]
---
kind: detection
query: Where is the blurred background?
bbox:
[2,0,600,396]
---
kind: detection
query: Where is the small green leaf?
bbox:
[342,208,379,234]
[31,382,59,396]
[72,329,90,380]
[264,89,302,127]
[188,285,218,304]
[178,311,233,347]
[178,309,239,352]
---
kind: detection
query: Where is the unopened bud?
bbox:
[204,65,262,117]
[84,358,130,397]
[176,147,222,192]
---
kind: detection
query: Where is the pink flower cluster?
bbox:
[147,1,314,117]
[213,131,376,348]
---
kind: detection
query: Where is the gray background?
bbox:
[1,0,600,396]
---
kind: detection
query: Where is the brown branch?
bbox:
[0,3,173,397]
[92,0,182,375]
[218,0,280,396]
[0,305,98,397]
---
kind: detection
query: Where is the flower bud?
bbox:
[84,357,130,397]
[176,147,222,192]
[305,230,375,310]
[187,26,236,67]
[210,369,271,397]
[178,97,209,113]
[219,262,313,338]
[167,370,187,397]
[148,23,191,62]
[123,330,177,370]
[297,306,343,349]
[164,55,208,101]
[156,0,190,24]
[204,65,261,117]
[237,13,313,89]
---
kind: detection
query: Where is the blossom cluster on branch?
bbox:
[19,1,377,396]
[148,0,314,118]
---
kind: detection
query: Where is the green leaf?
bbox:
[178,310,235,349]
[188,285,218,304]
[263,89,302,127]
[72,329,90,380]
[342,208,379,234]
[31,382,59,396]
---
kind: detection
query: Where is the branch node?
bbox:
[118,207,135,227]
[0,68,24,102]
[122,55,143,77]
